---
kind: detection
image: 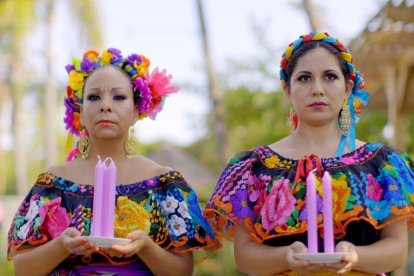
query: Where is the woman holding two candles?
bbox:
[204,32,414,275]
[7,49,218,275]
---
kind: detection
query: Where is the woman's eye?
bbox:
[326,73,338,80]
[298,75,311,82]
[87,94,100,101]
[113,95,126,101]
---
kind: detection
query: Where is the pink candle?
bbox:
[306,169,318,253]
[91,156,104,236]
[101,158,116,237]
[322,171,334,253]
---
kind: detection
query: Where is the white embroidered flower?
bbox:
[161,196,179,215]
[25,200,40,222]
[177,201,192,219]
[168,214,187,236]
[17,221,31,240]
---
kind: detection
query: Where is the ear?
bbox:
[79,107,84,127]
[345,79,354,97]
[283,84,291,100]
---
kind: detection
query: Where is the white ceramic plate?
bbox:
[293,252,349,264]
[85,236,130,248]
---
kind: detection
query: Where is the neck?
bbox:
[291,121,343,157]
[87,138,130,163]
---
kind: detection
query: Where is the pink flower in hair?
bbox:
[148,68,179,97]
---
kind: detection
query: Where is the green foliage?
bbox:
[187,87,290,173]
[356,110,388,144]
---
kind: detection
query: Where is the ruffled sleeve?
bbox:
[7,174,71,260]
[203,150,258,240]
[115,171,219,254]
[358,144,414,229]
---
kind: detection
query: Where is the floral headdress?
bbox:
[279,32,370,156]
[63,48,178,154]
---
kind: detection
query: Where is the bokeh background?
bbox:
[1,0,414,275]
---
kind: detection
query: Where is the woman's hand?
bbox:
[108,230,151,258]
[287,241,323,274]
[60,227,97,256]
[324,241,358,274]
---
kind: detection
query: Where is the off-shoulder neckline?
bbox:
[261,142,378,163]
[39,170,178,187]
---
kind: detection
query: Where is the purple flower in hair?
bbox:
[81,58,98,74]
[126,54,142,67]
[64,98,80,113]
[65,64,75,74]
[64,106,75,133]
[134,78,152,115]
[107,48,122,63]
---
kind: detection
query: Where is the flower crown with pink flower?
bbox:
[64,48,179,137]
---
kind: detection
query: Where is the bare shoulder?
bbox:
[128,155,173,179]
[44,159,95,183]
[356,139,367,148]
[268,137,296,156]
[45,163,69,176]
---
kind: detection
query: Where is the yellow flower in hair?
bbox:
[101,50,113,64]
[135,55,150,76]
[83,50,99,62]
[69,71,84,91]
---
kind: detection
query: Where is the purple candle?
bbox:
[101,158,116,237]
[322,171,334,253]
[91,157,104,236]
[306,169,318,253]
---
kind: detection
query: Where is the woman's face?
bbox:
[284,47,353,128]
[81,66,137,141]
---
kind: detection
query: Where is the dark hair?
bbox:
[284,41,350,87]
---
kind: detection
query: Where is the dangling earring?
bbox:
[287,107,298,132]
[339,101,352,136]
[77,128,90,159]
[125,127,139,158]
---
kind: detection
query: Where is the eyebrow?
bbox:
[295,69,340,75]
[86,87,128,92]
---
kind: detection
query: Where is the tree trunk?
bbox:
[0,77,9,194]
[302,0,323,31]
[44,0,57,167]
[10,52,28,195]
[195,0,229,168]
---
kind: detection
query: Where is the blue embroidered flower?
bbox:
[366,199,391,221]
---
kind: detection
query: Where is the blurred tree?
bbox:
[187,86,291,173]
[195,0,229,168]
[302,0,324,31]
[0,0,36,195]
[42,0,103,167]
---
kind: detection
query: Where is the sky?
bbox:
[54,0,386,147]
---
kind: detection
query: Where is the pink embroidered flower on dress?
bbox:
[247,173,261,202]
[39,197,71,239]
[261,178,296,230]
[368,174,383,201]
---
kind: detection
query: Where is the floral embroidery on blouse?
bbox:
[8,170,219,263]
[204,143,414,243]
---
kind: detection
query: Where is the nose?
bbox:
[100,95,112,113]
[311,79,325,96]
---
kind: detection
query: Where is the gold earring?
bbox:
[77,128,90,159]
[339,102,352,136]
[125,128,139,158]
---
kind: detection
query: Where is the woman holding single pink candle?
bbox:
[8,49,219,275]
[205,32,414,276]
